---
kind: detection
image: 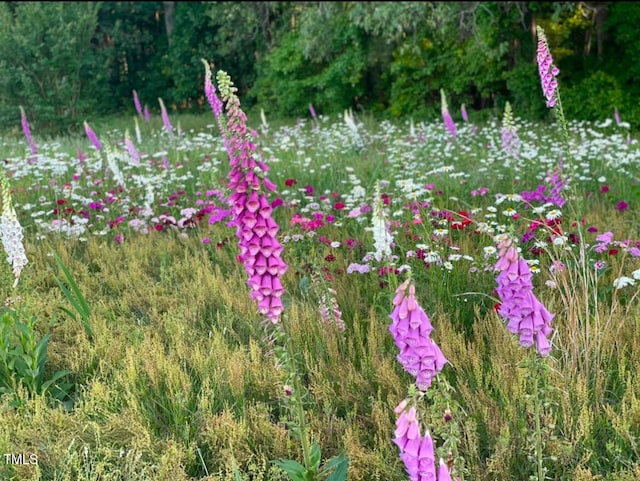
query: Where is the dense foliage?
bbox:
[1,2,639,134]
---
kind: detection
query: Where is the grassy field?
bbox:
[1,97,640,481]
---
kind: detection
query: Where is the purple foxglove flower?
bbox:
[437,458,454,481]
[158,98,173,137]
[389,279,448,390]
[394,401,439,481]
[614,107,621,126]
[501,102,520,159]
[208,68,288,323]
[309,103,317,120]
[545,168,566,208]
[124,131,140,164]
[19,106,37,156]
[84,121,102,151]
[143,105,151,123]
[393,404,422,456]
[202,60,223,118]
[440,89,457,140]
[536,26,560,108]
[132,89,143,117]
[460,103,468,122]
[494,238,554,356]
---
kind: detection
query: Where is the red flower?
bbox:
[608,248,619,256]
[450,211,472,230]
[285,178,297,187]
[334,202,345,210]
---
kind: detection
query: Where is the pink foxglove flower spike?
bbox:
[536,26,560,109]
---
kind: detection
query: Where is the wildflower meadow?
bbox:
[2,27,640,481]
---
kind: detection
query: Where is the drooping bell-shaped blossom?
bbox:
[494,237,554,355]
[436,458,454,481]
[545,168,566,208]
[393,400,438,481]
[158,97,173,138]
[318,287,345,332]
[132,89,143,117]
[19,106,37,157]
[84,121,102,151]
[460,104,468,123]
[389,279,448,391]
[371,182,393,262]
[203,64,288,323]
[124,130,140,165]
[501,101,520,159]
[536,26,560,108]
[440,89,457,140]
[0,175,28,288]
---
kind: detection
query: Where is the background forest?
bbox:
[0,1,638,134]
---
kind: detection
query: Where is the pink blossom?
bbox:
[494,239,554,355]
[536,26,560,108]
[389,279,448,390]
[132,90,143,117]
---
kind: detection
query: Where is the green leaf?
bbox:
[309,441,322,471]
[272,459,308,481]
[233,461,245,481]
[321,452,349,481]
[52,252,94,341]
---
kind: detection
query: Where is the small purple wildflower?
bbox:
[616,201,629,212]
[143,105,151,122]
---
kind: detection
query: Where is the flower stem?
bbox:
[531,352,546,481]
[292,362,313,473]
[553,87,571,149]
[278,322,314,476]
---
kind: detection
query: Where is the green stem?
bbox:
[553,88,570,150]
[292,364,313,475]
[531,353,545,481]
[281,324,314,478]
[439,377,465,481]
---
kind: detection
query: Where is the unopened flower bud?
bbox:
[444,408,453,422]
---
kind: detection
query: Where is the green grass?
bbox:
[1,109,640,480]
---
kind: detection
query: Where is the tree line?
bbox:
[1,2,637,135]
